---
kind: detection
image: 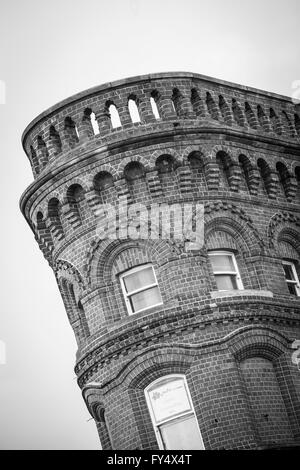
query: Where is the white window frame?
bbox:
[282,260,300,296]
[145,374,205,450]
[119,264,163,315]
[208,250,243,291]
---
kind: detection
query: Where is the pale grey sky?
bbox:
[0,0,299,450]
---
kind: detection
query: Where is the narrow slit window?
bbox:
[120,264,162,315]
[150,96,160,119]
[128,98,141,123]
[91,112,100,135]
[109,104,122,129]
[209,251,243,291]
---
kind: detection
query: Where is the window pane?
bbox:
[283,264,295,281]
[123,266,155,293]
[130,286,162,312]
[210,254,235,272]
[215,274,237,290]
[148,378,191,423]
[160,414,204,450]
[287,282,297,296]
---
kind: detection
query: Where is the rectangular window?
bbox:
[145,375,205,450]
[282,260,300,296]
[120,264,163,315]
[209,251,243,291]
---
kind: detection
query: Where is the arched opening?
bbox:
[191,88,205,117]
[206,92,219,120]
[64,117,79,147]
[244,102,258,129]
[66,184,85,223]
[49,125,62,154]
[94,171,115,203]
[257,105,270,132]
[30,145,40,175]
[106,101,122,128]
[128,96,141,123]
[188,151,206,193]
[216,151,232,189]
[48,198,64,239]
[150,91,160,119]
[218,95,232,125]
[269,108,282,135]
[37,135,49,164]
[276,162,290,199]
[238,154,252,193]
[282,111,294,137]
[155,154,174,174]
[124,161,145,182]
[171,88,184,117]
[124,161,146,202]
[232,98,244,127]
[257,158,272,196]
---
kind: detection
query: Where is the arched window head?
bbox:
[188,151,204,169]
[276,162,290,198]
[36,211,45,230]
[257,158,272,195]
[90,111,100,135]
[67,184,84,204]
[171,88,183,117]
[49,125,62,154]
[106,101,121,129]
[155,154,174,173]
[64,117,79,147]
[128,96,141,123]
[94,171,114,192]
[244,102,258,129]
[191,88,204,117]
[83,108,99,136]
[145,375,205,450]
[124,161,145,182]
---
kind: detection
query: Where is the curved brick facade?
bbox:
[20,72,300,449]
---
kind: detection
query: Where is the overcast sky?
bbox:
[0,0,299,450]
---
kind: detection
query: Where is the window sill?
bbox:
[210,289,273,299]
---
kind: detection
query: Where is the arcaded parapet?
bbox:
[21,72,300,178]
[20,72,300,450]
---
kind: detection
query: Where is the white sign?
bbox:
[148,379,191,423]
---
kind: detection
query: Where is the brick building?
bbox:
[20,72,300,449]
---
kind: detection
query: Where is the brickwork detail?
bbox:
[20,72,300,450]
